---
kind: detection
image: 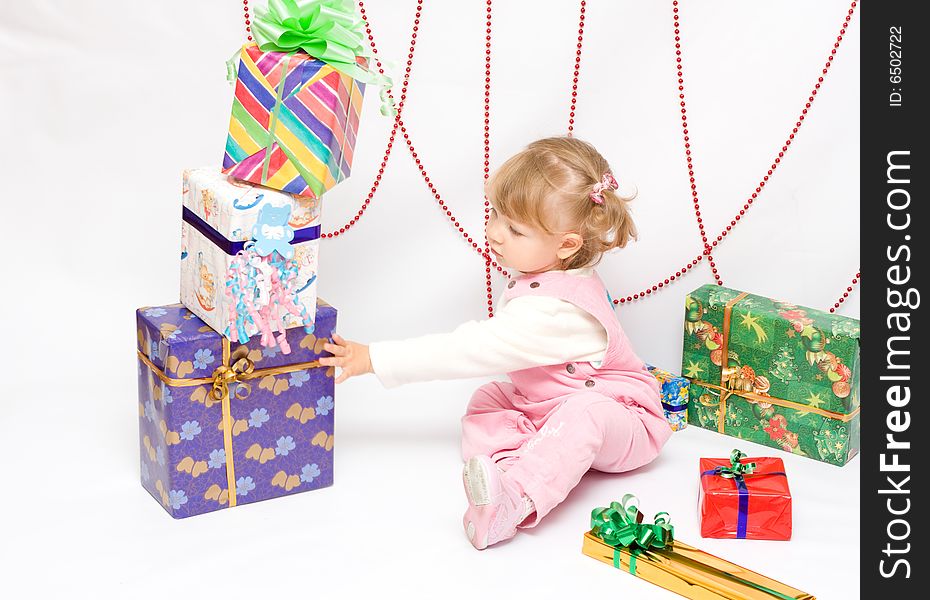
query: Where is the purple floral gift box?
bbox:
[136,299,336,518]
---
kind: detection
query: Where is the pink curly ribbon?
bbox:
[223,248,312,354]
[590,172,619,204]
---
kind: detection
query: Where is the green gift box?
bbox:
[681,285,860,466]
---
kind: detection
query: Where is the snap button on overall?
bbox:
[529,282,540,288]
[584,380,595,388]
[507,280,516,289]
[566,364,576,374]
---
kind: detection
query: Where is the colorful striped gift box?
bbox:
[223,43,366,198]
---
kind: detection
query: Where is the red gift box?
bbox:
[698,450,792,540]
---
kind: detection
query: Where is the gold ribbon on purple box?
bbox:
[137,338,321,507]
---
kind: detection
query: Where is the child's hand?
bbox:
[320,333,373,384]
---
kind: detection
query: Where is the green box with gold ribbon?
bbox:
[681,285,860,466]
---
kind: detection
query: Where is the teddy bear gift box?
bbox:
[180,168,321,352]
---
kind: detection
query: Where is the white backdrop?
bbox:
[1,1,859,598]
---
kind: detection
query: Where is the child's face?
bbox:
[486,208,580,274]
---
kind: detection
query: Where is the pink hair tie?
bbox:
[590,172,619,204]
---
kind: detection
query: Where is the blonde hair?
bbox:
[486,136,638,270]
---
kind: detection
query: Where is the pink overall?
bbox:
[461,270,672,525]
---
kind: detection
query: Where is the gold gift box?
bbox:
[582,531,814,599]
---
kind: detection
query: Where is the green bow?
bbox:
[590,494,674,574]
[252,0,395,114]
[590,493,799,599]
[716,448,756,478]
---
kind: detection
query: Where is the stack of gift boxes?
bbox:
[136,5,376,518]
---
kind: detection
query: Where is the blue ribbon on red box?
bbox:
[701,449,786,539]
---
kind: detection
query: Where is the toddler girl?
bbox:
[320,137,671,550]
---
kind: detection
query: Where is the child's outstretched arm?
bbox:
[319,334,372,384]
[355,295,608,389]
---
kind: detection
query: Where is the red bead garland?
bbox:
[319,0,423,240]
[661,0,859,310]
[344,1,514,293]
[830,271,860,313]
[482,0,494,316]
[671,0,722,286]
[243,0,252,41]
[567,1,587,136]
[333,1,698,310]
[242,1,859,315]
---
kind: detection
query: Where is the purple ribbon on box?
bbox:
[182,206,321,256]
[701,449,786,539]
[661,401,686,414]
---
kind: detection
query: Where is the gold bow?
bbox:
[137,338,323,508]
[211,352,256,404]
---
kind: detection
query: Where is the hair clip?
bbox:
[590,172,619,204]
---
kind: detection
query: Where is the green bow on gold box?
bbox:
[681,285,860,466]
[583,495,814,599]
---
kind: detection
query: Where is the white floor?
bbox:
[2,375,858,599]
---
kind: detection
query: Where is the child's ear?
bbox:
[556,233,584,260]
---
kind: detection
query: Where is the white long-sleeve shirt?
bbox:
[368,268,609,388]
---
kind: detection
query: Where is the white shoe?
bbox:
[462,455,532,550]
